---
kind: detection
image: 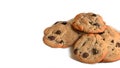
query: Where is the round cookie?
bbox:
[99,26,120,62]
[72,12,106,33]
[73,34,107,64]
[43,20,83,48]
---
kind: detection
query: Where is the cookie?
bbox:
[72,12,106,33]
[99,26,120,62]
[43,19,83,48]
[73,34,107,64]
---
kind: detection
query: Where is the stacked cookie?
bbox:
[43,12,120,64]
[43,19,83,48]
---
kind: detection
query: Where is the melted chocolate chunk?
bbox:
[59,40,64,43]
[112,48,114,51]
[95,41,98,44]
[82,42,86,46]
[93,23,100,26]
[89,22,93,25]
[55,30,61,34]
[116,43,120,47]
[92,48,99,55]
[61,21,67,25]
[82,52,89,58]
[111,40,114,43]
[103,38,105,41]
[89,22,100,26]
[99,32,104,35]
[48,36,55,40]
[80,52,82,54]
[74,49,78,55]
[92,14,97,17]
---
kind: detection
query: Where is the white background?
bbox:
[0,0,120,68]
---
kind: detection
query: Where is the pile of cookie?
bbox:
[43,12,120,64]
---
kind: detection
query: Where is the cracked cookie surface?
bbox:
[73,34,107,64]
[99,26,120,62]
[72,12,106,33]
[43,19,83,48]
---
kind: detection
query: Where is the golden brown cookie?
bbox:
[72,12,106,33]
[99,26,120,62]
[43,19,83,48]
[73,34,107,64]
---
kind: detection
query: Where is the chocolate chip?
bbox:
[95,41,98,44]
[59,40,64,43]
[92,14,97,17]
[89,22,100,26]
[112,48,114,51]
[74,49,78,55]
[99,32,104,35]
[116,42,120,47]
[61,21,67,25]
[89,22,93,25]
[54,21,59,25]
[93,23,100,26]
[80,52,82,54]
[82,42,86,46]
[48,36,55,40]
[92,48,99,55]
[103,38,105,41]
[111,40,114,43]
[82,52,89,58]
[55,30,61,34]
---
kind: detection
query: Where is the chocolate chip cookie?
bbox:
[99,26,120,62]
[43,19,83,48]
[72,12,106,33]
[73,34,107,64]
